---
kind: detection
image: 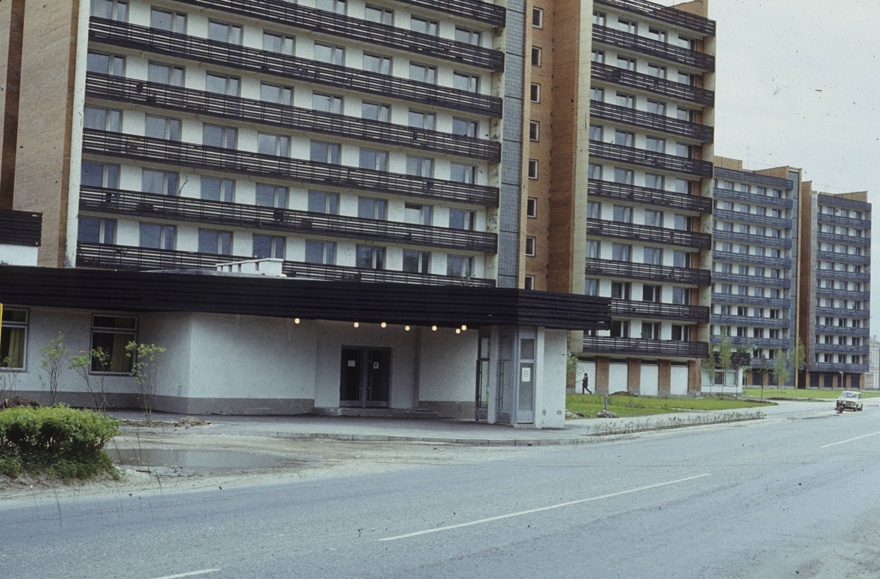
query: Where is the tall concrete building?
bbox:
[524,0,717,394]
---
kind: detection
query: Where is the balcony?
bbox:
[711,315,790,329]
[594,0,716,35]
[589,141,713,177]
[713,208,790,229]
[0,209,41,247]
[811,363,869,373]
[711,294,789,309]
[395,0,506,26]
[817,194,871,212]
[816,325,870,337]
[591,62,714,106]
[712,230,792,249]
[586,258,710,286]
[816,213,870,228]
[713,251,792,269]
[588,219,711,249]
[815,307,869,319]
[589,101,713,143]
[79,188,497,253]
[816,231,871,247]
[814,343,869,355]
[817,269,870,283]
[612,299,709,322]
[588,180,711,214]
[713,187,792,209]
[167,0,504,71]
[76,242,496,287]
[723,336,788,349]
[816,288,870,302]
[86,74,501,163]
[816,252,870,266]
[583,335,708,358]
[82,130,499,208]
[711,272,789,288]
[89,19,503,118]
[592,26,715,71]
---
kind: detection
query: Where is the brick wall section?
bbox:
[658,360,671,396]
[627,358,641,394]
[595,356,610,394]
[0,0,25,210]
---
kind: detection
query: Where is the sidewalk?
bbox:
[111,399,838,447]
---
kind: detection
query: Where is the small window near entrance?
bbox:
[90,315,137,373]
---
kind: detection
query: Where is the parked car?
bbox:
[836,391,864,412]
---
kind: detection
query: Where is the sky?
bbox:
[670,0,880,337]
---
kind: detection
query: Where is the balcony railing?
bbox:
[811,363,869,373]
[713,187,792,209]
[710,294,789,308]
[815,307,869,319]
[166,0,504,71]
[723,336,788,349]
[89,19,503,118]
[86,74,501,163]
[816,325,870,337]
[589,101,713,143]
[588,180,711,214]
[817,269,870,283]
[816,288,870,301]
[79,187,498,253]
[592,26,715,71]
[814,343,869,355]
[76,242,496,287]
[82,130,499,208]
[817,194,871,211]
[395,0,506,26]
[585,258,710,286]
[712,230,792,249]
[589,141,713,177]
[816,213,871,228]
[594,0,716,35]
[611,299,709,322]
[816,252,870,266]
[713,208,791,229]
[588,219,711,249]
[816,231,871,247]
[713,251,792,269]
[591,62,714,106]
[711,315,790,329]
[583,335,708,358]
[711,272,789,288]
[0,209,41,246]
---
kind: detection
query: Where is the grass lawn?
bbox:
[567,393,772,418]
[743,387,880,401]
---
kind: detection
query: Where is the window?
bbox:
[358,197,387,220]
[410,17,438,36]
[403,250,431,274]
[452,118,478,138]
[589,125,603,141]
[593,11,606,26]
[672,287,691,305]
[455,27,481,46]
[531,46,542,67]
[530,83,541,103]
[150,8,185,33]
[450,163,476,184]
[617,19,636,34]
[201,177,235,203]
[363,53,392,75]
[261,83,293,106]
[205,72,240,96]
[586,241,599,259]
[532,7,544,28]
[587,202,601,219]
[645,136,665,153]
[647,100,666,116]
[317,0,346,14]
[305,240,336,265]
[406,155,434,178]
[409,63,437,84]
[591,87,605,102]
[642,285,661,302]
[527,198,538,218]
[92,0,128,21]
[616,93,635,108]
[677,107,696,122]
[359,148,389,171]
[0,308,27,369]
[252,132,288,158]
[82,162,119,189]
[645,173,665,190]
[90,315,137,373]
[84,106,121,133]
[612,204,632,223]
[529,121,540,141]
[671,325,690,341]
[308,190,339,214]
[524,276,535,290]
[673,214,692,231]
[585,279,598,296]
[611,282,631,300]
[672,251,691,268]
[142,169,178,195]
[453,72,480,93]
[678,72,695,86]
[314,43,345,65]
[404,203,433,225]
[647,27,667,43]
[139,223,176,250]
[449,209,476,230]
[409,110,436,131]
[208,21,242,44]
[263,32,295,56]
[89,52,125,76]
[528,159,539,180]
[589,164,603,180]
[310,141,341,164]
[198,229,232,255]
[611,243,631,262]
[255,184,288,209]
[610,320,630,338]
[614,130,634,147]
[144,115,180,141]
[447,254,473,278]
[617,56,636,71]
[357,245,386,269]
[203,124,238,149]
[78,217,116,244]
[643,247,662,265]
[641,323,661,340]
[252,235,286,259]
[365,5,393,25]
[313,93,343,114]
[647,64,666,79]
[525,237,536,257]
[591,50,605,64]
[613,168,633,185]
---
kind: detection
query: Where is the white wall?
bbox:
[670,365,689,396]
[534,329,567,428]
[418,329,477,403]
[640,363,659,396]
[609,362,628,393]
[0,244,39,266]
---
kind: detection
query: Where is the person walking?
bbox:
[582,372,591,394]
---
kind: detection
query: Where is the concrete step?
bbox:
[312,407,440,419]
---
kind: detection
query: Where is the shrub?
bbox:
[0,405,120,480]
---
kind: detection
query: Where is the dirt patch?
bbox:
[118,416,211,429]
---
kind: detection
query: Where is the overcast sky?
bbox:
[676,0,880,337]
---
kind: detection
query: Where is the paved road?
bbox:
[2,407,879,578]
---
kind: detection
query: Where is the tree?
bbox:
[773,349,790,389]
[69,348,111,412]
[704,329,734,394]
[789,339,806,388]
[125,342,166,422]
[39,332,68,405]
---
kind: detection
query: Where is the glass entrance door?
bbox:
[340,347,391,408]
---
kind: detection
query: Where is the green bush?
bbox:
[0,405,120,480]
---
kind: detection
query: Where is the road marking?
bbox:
[379,473,711,542]
[821,430,880,449]
[151,570,221,579]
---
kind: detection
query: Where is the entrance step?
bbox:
[312,407,440,419]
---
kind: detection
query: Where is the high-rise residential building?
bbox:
[708,157,802,389]
[799,186,871,389]
[0,0,611,426]
[524,0,717,394]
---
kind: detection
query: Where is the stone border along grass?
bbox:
[586,410,765,437]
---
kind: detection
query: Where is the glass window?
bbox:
[144,115,181,141]
[305,240,336,265]
[263,32,295,56]
[447,254,473,277]
[142,169,178,196]
[252,235,285,259]
[449,209,475,230]
[307,190,339,214]
[92,0,128,21]
[203,124,238,149]
[452,118,478,138]
[139,223,176,250]
[358,197,387,220]
[364,5,393,25]
[314,43,345,65]
[88,52,125,76]
[255,184,288,208]
[198,229,233,255]
[411,17,438,36]
[205,73,240,96]
[409,110,436,131]
[450,163,476,184]
[455,27,481,46]
[81,162,120,189]
[200,177,235,202]
[611,243,631,261]
[90,315,137,373]
[150,8,185,32]
[208,21,242,45]
[363,53,392,75]
[409,63,437,84]
[78,218,116,244]
[362,101,390,122]
[359,149,388,171]
[258,133,291,156]
[403,250,430,274]
[404,203,432,225]
[260,83,293,106]
[310,141,341,164]
[356,245,385,269]
[316,0,346,15]
[84,106,122,132]
[453,72,480,93]
[0,308,27,369]
[406,155,433,178]
[313,93,343,114]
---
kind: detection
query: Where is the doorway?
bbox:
[340,347,391,407]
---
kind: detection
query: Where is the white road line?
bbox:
[151,569,221,579]
[379,473,711,542]
[821,430,880,449]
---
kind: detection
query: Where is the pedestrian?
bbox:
[582,372,591,394]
